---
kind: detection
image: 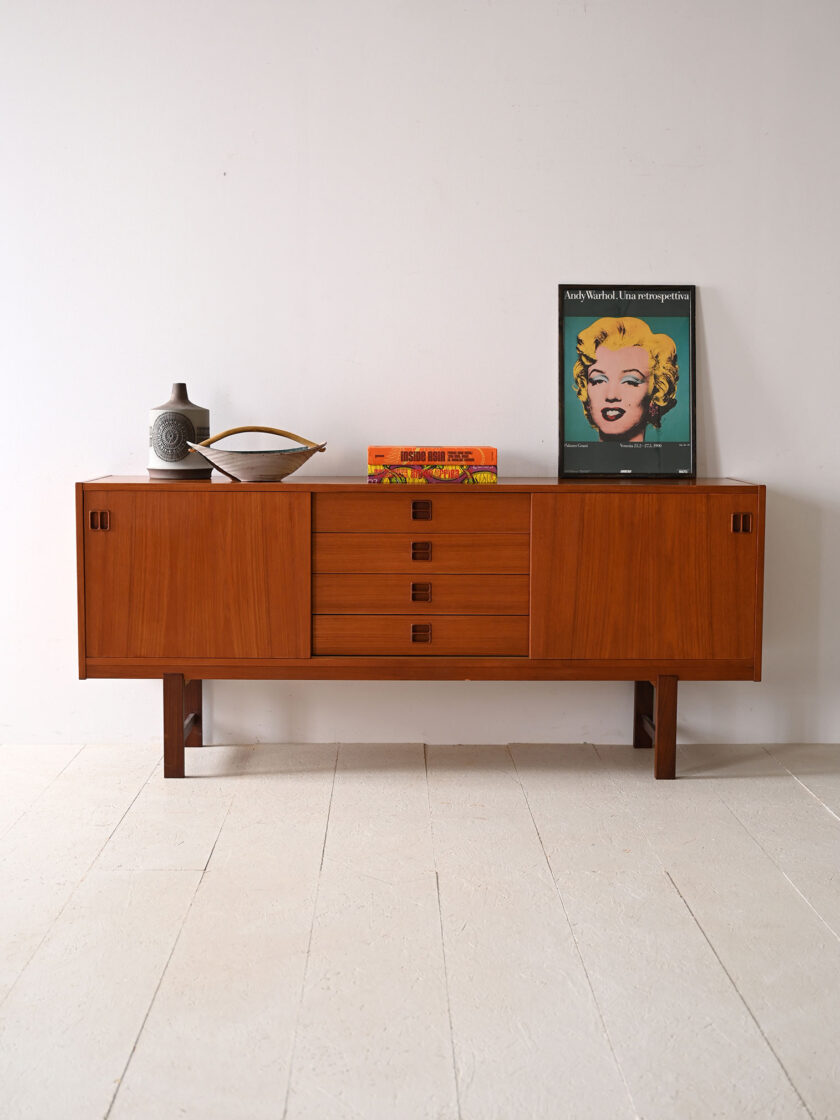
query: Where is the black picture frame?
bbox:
[559,285,696,479]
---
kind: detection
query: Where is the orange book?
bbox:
[368,445,497,465]
[367,463,497,484]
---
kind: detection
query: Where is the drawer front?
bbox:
[312,533,530,574]
[313,615,529,656]
[312,493,530,533]
[313,574,530,615]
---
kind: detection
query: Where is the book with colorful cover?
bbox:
[367,463,498,484]
[368,445,497,466]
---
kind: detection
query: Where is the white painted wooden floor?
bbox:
[1,742,839,1119]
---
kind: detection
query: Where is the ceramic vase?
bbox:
[147,383,212,479]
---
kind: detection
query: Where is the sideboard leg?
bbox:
[184,679,203,747]
[653,675,678,780]
[633,681,654,748]
[163,673,186,778]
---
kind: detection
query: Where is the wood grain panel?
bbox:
[84,490,310,659]
[312,492,530,532]
[312,574,530,615]
[531,493,760,660]
[312,615,529,656]
[83,490,137,658]
[312,533,530,574]
[84,656,757,681]
[753,486,766,680]
[75,483,87,679]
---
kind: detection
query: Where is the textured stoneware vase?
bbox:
[147,383,212,479]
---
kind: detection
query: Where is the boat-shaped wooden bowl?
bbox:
[188,426,326,482]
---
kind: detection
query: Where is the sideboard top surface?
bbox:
[80,475,762,493]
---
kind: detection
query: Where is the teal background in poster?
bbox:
[563,316,692,442]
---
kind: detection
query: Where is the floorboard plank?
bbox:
[427,745,635,1120]
[0,868,200,1120]
[0,745,83,838]
[94,762,235,871]
[606,744,840,1119]
[0,744,160,1003]
[763,743,840,817]
[511,743,808,1119]
[284,743,459,1120]
[681,743,840,942]
[109,745,337,1120]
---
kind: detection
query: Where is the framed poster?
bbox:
[559,285,696,478]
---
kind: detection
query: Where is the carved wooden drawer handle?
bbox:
[411,623,432,643]
[411,582,432,603]
[411,499,432,521]
[731,513,753,533]
[411,541,433,561]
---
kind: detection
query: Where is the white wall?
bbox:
[2,0,838,747]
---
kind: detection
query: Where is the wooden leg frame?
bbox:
[633,676,678,780]
[162,674,676,780]
[163,674,203,779]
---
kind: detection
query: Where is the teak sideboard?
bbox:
[76,476,766,780]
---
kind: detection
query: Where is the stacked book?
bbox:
[367,446,498,484]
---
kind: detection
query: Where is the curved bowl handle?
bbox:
[195,426,325,450]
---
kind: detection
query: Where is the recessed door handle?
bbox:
[411,499,432,521]
[411,623,432,643]
[411,582,432,602]
[731,513,753,533]
[88,510,111,531]
[411,541,432,561]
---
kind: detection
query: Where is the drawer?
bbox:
[312,615,529,656]
[313,574,530,614]
[312,533,530,574]
[312,492,530,533]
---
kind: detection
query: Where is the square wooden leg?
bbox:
[653,675,678,780]
[163,673,186,778]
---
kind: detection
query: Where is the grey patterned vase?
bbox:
[147,383,212,479]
